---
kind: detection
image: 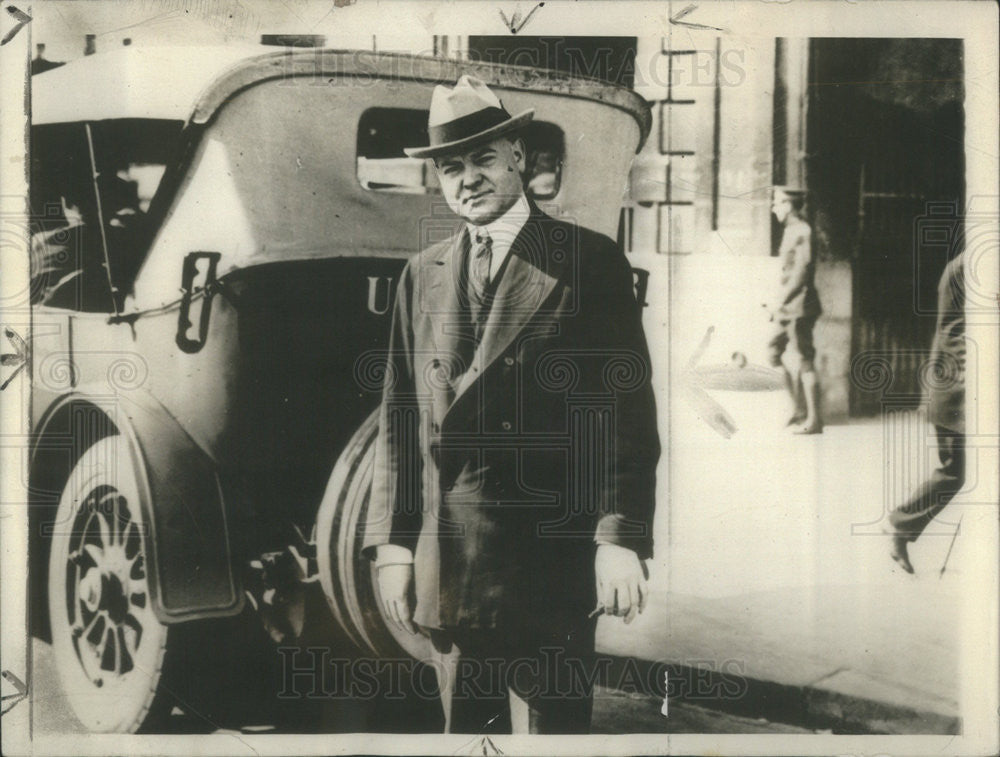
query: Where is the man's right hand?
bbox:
[376,563,417,635]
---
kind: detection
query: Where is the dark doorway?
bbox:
[807,39,964,416]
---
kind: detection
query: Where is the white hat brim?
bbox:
[404,109,535,159]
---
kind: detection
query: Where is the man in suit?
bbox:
[888,252,966,573]
[767,186,823,434]
[362,76,660,734]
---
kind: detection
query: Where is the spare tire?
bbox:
[315,409,433,662]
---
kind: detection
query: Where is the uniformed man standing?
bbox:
[767,186,823,434]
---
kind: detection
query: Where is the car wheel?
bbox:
[47,435,174,732]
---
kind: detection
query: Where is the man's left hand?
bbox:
[595,543,648,624]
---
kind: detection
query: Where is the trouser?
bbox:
[428,619,597,734]
[889,425,965,541]
[767,315,818,372]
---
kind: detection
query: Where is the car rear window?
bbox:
[356,107,564,200]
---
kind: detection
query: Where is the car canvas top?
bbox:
[32,44,276,124]
[32,45,651,145]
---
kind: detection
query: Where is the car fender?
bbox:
[30,388,244,626]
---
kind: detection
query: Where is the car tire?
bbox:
[47,435,175,733]
[316,409,433,663]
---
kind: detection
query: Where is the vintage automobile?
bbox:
[28,44,652,732]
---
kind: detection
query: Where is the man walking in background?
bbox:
[888,252,966,574]
[767,185,823,435]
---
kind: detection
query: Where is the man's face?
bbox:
[434,137,526,225]
[771,190,792,223]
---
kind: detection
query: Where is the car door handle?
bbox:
[176,251,221,354]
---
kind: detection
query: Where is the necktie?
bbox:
[470,228,493,305]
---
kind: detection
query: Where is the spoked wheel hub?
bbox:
[65,485,149,685]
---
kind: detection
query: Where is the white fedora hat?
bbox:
[404,75,534,159]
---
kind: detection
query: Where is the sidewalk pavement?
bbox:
[593,388,976,734]
[596,581,959,734]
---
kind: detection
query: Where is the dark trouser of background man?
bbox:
[888,426,965,573]
[888,252,966,574]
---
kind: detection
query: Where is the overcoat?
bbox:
[362,203,660,632]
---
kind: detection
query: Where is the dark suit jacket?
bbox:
[362,203,660,632]
[927,253,965,433]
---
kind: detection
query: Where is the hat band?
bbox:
[427,106,512,148]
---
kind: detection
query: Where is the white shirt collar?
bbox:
[467,193,531,281]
